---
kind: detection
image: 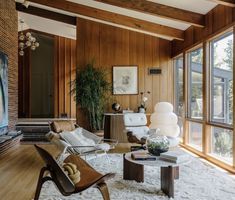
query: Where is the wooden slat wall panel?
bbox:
[54,36,76,118]
[152,38,160,107]
[129,32,144,110]
[144,36,153,113]
[172,5,235,57]
[19,34,76,119]
[18,49,31,118]
[114,28,130,110]
[70,40,76,118]
[76,18,173,128]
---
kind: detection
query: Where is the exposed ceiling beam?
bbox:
[26,0,184,40]
[205,0,235,7]
[94,0,205,27]
[16,2,76,25]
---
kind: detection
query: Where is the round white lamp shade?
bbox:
[150,102,180,138]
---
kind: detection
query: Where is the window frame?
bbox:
[173,55,184,116]
[186,46,204,121]
[208,31,234,128]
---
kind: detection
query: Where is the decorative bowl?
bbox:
[147,135,170,156]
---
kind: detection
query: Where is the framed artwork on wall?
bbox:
[112,66,138,95]
[0,51,8,131]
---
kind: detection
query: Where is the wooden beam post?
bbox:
[28,0,184,40]
[95,0,205,27]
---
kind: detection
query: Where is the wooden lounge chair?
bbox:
[34,145,115,200]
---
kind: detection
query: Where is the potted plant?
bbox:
[71,62,111,131]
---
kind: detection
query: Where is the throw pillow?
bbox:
[62,162,80,184]
[52,120,76,133]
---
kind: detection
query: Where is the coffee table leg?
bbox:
[123,154,144,182]
[161,166,179,198]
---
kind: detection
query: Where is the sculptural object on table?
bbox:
[149,102,180,147]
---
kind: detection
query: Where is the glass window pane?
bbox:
[174,56,184,116]
[210,33,233,125]
[188,48,203,119]
[210,127,233,164]
[178,116,184,141]
[188,122,203,151]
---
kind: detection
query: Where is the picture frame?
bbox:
[112,65,138,95]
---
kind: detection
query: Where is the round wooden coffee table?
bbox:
[123,150,190,198]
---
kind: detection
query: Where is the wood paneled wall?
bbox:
[76,18,173,128]
[172,5,235,57]
[54,36,76,118]
[18,33,76,118]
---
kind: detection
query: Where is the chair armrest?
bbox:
[126,131,134,137]
[99,139,118,149]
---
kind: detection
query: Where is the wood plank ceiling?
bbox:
[15,0,235,41]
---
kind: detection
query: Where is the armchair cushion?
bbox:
[52,120,76,133]
[60,129,96,147]
[124,113,147,126]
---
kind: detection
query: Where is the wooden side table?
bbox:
[123,152,186,198]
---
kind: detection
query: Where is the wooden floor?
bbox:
[0,143,131,200]
[0,143,233,200]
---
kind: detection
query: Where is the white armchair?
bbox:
[149,102,180,147]
[123,113,149,151]
[47,120,118,160]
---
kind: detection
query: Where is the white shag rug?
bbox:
[39,153,235,200]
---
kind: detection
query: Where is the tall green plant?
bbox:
[71,62,111,131]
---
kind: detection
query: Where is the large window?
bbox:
[174,29,234,170]
[210,32,233,125]
[174,56,184,116]
[188,47,203,119]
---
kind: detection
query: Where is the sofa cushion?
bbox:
[52,120,76,133]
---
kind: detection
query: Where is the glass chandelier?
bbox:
[18,20,39,56]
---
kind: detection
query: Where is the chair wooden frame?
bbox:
[34,145,115,200]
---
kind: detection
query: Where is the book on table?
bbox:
[160,151,189,163]
[131,152,156,161]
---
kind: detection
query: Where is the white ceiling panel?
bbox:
[18,12,77,40]
[148,0,217,14]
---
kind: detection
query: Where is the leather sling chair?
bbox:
[123,113,149,151]
[34,145,115,200]
[48,120,118,160]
